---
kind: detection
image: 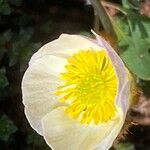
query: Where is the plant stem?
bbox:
[94,10,100,33]
[90,0,116,38]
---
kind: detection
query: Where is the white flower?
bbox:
[22,32,133,150]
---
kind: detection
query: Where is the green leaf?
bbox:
[0,115,17,141]
[0,30,12,60]
[8,28,41,70]
[113,12,150,80]
[27,131,49,150]
[0,68,9,90]
[0,0,11,15]
[122,0,141,10]
[116,143,135,150]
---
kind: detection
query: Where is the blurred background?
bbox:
[0,0,150,150]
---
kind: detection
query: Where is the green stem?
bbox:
[90,0,116,38]
[94,10,100,33]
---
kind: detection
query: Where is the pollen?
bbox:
[56,50,118,125]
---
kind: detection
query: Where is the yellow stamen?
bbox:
[56,50,118,125]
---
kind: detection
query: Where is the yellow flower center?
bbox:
[56,50,118,125]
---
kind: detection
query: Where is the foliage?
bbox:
[0,0,11,15]
[8,29,41,70]
[92,0,150,80]
[116,143,135,150]
[0,115,17,141]
[0,68,8,90]
[114,11,150,80]
[122,0,141,10]
[27,131,49,150]
[111,1,150,80]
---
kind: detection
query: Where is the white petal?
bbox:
[117,79,131,114]
[29,34,103,65]
[22,55,67,135]
[42,106,123,150]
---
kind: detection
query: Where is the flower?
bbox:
[22,32,134,150]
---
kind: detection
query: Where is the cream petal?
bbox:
[29,34,103,65]
[94,117,122,150]
[117,79,131,114]
[22,55,67,135]
[42,106,123,150]
[95,80,131,150]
